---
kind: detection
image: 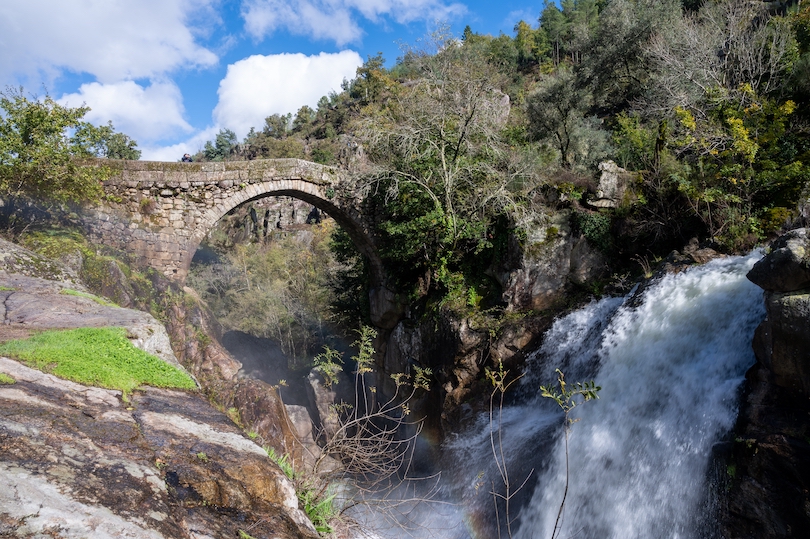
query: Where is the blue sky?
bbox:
[1,0,549,160]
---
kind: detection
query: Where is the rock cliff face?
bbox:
[0,240,319,538]
[721,228,810,538]
[378,210,607,431]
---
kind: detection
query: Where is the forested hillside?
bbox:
[195,0,810,326]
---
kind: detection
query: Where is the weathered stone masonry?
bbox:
[84,158,384,287]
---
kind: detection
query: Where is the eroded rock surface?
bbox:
[0,357,317,539]
[720,229,810,538]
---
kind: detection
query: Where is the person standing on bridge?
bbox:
[181,153,193,162]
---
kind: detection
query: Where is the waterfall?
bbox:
[437,252,765,539]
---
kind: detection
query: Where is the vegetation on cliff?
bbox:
[193,0,810,332]
[0,326,196,398]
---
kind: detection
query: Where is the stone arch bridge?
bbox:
[84,158,401,327]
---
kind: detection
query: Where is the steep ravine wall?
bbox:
[721,229,810,538]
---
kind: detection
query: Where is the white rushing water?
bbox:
[512,251,766,539]
[363,252,765,539]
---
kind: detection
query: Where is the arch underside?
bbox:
[186,187,384,289]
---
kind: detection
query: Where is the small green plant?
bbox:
[540,369,601,539]
[264,447,337,535]
[0,327,196,400]
[247,429,259,440]
[195,452,209,463]
[238,530,257,539]
[313,346,344,388]
[0,373,16,384]
[300,486,338,534]
[265,447,296,479]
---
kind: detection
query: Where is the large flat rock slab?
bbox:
[0,358,317,539]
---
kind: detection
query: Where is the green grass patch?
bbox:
[0,286,15,291]
[0,327,195,398]
[0,372,16,384]
[60,288,118,307]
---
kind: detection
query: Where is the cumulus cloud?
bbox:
[213,51,363,139]
[58,81,193,143]
[241,0,467,46]
[140,126,221,162]
[0,0,219,84]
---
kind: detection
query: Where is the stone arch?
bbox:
[186,179,385,289]
[88,158,403,328]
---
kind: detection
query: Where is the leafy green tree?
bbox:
[541,1,570,66]
[514,20,551,69]
[292,105,316,133]
[263,114,291,139]
[203,128,237,161]
[0,87,108,204]
[72,121,141,160]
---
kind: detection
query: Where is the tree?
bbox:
[263,114,291,139]
[525,69,612,170]
[541,1,570,66]
[0,87,108,205]
[72,121,141,160]
[354,30,542,297]
[203,128,238,161]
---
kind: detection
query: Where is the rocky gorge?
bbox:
[1,216,809,537]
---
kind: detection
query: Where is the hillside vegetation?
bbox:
[192,0,810,330]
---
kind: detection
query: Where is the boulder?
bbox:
[747,228,810,292]
[587,160,631,209]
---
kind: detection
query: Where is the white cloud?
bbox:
[241,0,467,46]
[58,81,193,143]
[213,51,363,139]
[140,126,221,162]
[0,0,219,84]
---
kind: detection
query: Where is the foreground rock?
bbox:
[0,357,318,539]
[720,228,810,538]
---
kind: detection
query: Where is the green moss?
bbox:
[60,288,118,307]
[0,373,16,384]
[0,327,195,398]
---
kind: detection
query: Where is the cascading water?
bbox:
[434,251,765,539]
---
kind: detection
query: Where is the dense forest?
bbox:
[191,0,810,335]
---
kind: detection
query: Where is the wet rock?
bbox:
[0,357,318,539]
[721,228,810,538]
[497,210,607,312]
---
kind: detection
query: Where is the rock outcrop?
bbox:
[587,160,633,209]
[0,239,321,538]
[0,358,317,539]
[720,228,810,538]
